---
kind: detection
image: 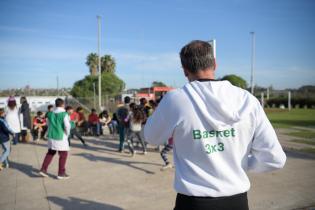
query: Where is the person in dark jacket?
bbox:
[0,108,14,170]
[116,96,131,152]
[19,97,32,142]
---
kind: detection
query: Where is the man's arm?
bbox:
[248,101,286,172]
[63,114,71,136]
[0,119,14,135]
[144,93,178,145]
[105,116,112,125]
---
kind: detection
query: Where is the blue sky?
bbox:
[0,0,314,90]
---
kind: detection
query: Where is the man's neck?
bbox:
[188,69,215,82]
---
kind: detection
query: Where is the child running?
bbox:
[66,106,87,146]
[126,105,147,156]
[160,137,174,170]
[0,108,14,170]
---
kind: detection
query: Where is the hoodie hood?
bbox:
[183,80,254,130]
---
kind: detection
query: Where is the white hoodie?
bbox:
[144,80,286,197]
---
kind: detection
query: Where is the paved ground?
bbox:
[0,134,314,210]
[276,128,315,151]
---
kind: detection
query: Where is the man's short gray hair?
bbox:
[180,40,215,74]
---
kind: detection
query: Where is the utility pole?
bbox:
[97,15,102,111]
[93,82,96,109]
[250,32,255,95]
[56,76,59,96]
[208,39,216,59]
[288,91,291,111]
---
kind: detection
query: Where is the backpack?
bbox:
[116,106,129,127]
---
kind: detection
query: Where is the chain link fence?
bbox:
[65,95,119,113]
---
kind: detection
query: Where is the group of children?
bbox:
[0,96,174,174]
[115,96,174,170]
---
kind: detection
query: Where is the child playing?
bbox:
[160,137,174,171]
[44,105,54,140]
[0,108,14,170]
[39,98,71,179]
[66,106,87,146]
[126,105,147,156]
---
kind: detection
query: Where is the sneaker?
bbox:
[143,151,147,155]
[161,163,173,171]
[57,173,70,180]
[3,163,9,168]
[39,170,49,177]
[131,151,137,157]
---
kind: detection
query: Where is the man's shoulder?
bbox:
[116,105,129,112]
[163,88,186,101]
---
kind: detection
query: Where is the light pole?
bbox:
[97,15,102,111]
[250,32,255,95]
[56,76,59,96]
[207,39,216,59]
[93,82,96,109]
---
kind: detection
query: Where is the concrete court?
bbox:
[0,135,314,210]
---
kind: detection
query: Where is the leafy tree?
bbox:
[71,72,125,98]
[298,85,315,93]
[101,55,116,73]
[221,74,247,89]
[152,81,167,87]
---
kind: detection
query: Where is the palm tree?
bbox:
[101,55,116,73]
[86,53,99,76]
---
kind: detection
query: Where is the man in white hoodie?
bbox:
[144,40,286,210]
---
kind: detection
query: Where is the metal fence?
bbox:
[65,95,119,113]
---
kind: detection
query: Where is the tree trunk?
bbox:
[90,67,98,76]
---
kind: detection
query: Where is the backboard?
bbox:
[208,39,216,59]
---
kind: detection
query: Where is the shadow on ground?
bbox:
[10,161,41,177]
[10,161,58,178]
[73,152,161,174]
[47,196,123,210]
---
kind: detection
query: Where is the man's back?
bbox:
[144,80,286,197]
[116,105,129,124]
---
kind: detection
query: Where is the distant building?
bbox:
[118,86,174,104]
[0,96,66,112]
[136,86,174,101]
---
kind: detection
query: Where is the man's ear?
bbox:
[183,68,189,77]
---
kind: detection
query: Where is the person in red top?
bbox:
[88,109,100,136]
[66,106,87,146]
[76,107,88,135]
[32,111,47,143]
